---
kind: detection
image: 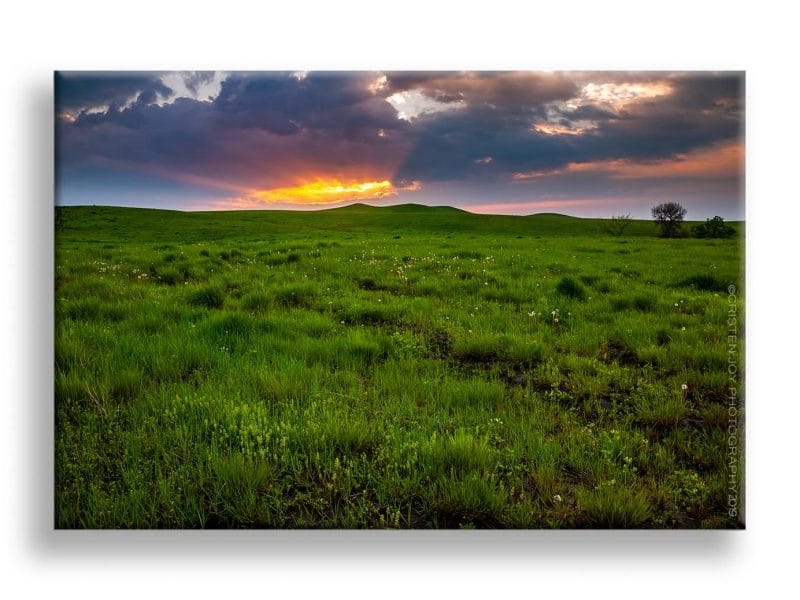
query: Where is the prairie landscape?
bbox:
[55,204,744,528]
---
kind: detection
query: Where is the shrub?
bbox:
[600,214,633,236]
[693,216,736,239]
[556,276,586,300]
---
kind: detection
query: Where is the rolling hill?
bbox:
[56,203,741,244]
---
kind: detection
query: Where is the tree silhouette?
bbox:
[651,202,687,238]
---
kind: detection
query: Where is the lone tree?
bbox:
[651,202,687,238]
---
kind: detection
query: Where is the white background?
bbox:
[1,1,797,597]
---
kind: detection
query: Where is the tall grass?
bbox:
[55,205,744,528]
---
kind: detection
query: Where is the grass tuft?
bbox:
[556,276,587,300]
[679,274,728,292]
[189,286,225,309]
[427,430,495,477]
[577,485,652,528]
[275,284,316,308]
[426,475,507,527]
[240,292,271,313]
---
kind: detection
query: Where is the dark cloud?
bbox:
[212,72,404,136]
[668,72,744,110]
[576,108,739,163]
[56,71,744,216]
[575,74,744,162]
[55,72,170,113]
[393,105,578,182]
[393,72,743,183]
[133,79,173,108]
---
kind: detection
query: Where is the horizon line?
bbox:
[55,202,746,222]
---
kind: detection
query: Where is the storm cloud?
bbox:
[55,71,744,217]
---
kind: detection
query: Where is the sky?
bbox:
[55,71,744,219]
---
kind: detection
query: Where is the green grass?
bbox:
[54,204,744,528]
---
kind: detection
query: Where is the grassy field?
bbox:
[55,204,744,528]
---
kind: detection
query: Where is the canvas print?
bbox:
[55,71,744,528]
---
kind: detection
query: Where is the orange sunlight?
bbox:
[253,178,396,205]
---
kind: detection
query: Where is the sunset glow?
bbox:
[252,179,397,205]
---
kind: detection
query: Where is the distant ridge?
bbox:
[332,202,468,214]
[56,204,743,244]
[524,212,579,219]
[297,203,579,218]
[61,202,576,219]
